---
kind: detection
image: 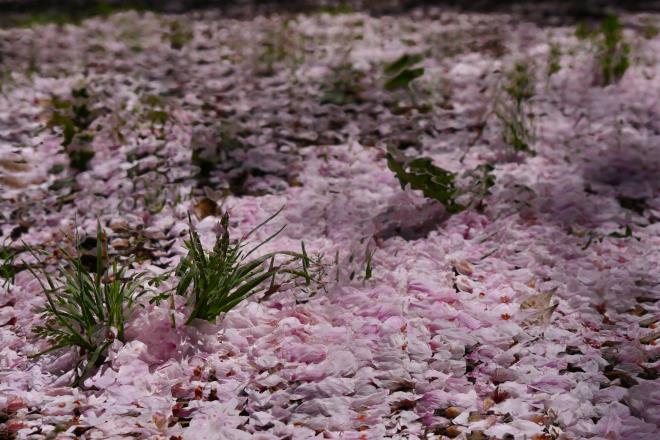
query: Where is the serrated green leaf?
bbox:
[384,67,425,91]
[384,53,423,75]
[386,152,464,213]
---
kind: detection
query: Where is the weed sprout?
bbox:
[576,15,630,86]
[598,15,630,85]
[321,62,365,105]
[547,43,562,79]
[494,61,536,155]
[47,87,96,171]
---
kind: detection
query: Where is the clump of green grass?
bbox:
[575,21,595,40]
[255,20,303,76]
[547,43,562,79]
[642,22,659,39]
[494,61,536,155]
[0,245,20,287]
[576,15,631,85]
[317,2,354,15]
[257,32,286,76]
[47,86,96,171]
[27,224,146,387]
[142,185,168,215]
[164,20,193,50]
[24,211,322,386]
[192,122,245,181]
[460,163,496,211]
[341,241,376,285]
[598,16,630,85]
[175,209,308,324]
[142,95,170,127]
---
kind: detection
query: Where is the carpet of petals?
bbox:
[0,6,659,440]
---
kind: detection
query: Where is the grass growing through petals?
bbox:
[321,62,365,105]
[546,43,562,79]
[316,2,354,15]
[175,209,308,324]
[255,20,303,76]
[164,19,194,50]
[0,246,22,287]
[27,224,145,387]
[494,61,536,155]
[597,15,630,86]
[47,87,96,171]
[576,15,630,86]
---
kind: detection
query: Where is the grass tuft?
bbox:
[575,15,630,86]
[175,209,306,324]
[598,15,630,86]
[494,61,536,155]
[164,20,193,50]
[0,245,21,287]
[27,222,145,387]
[47,86,96,171]
[321,62,365,105]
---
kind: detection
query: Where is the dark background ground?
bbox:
[2,0,660,21]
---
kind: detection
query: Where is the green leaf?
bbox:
[609,225,633,238]
[384,54,423,75]
[146,110,169,125]
[386,151,464,213]
[575,22,596,40]
[364,247,375,281]
[384,68,425,91]
[617,196,646,215]
[71,87,89,99]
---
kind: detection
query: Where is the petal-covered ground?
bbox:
[1,5,660,439]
